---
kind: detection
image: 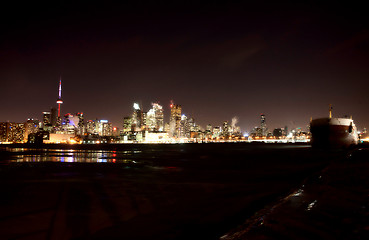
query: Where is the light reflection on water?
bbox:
[7,148,142,163]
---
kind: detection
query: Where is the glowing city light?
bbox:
[133,103,140,110]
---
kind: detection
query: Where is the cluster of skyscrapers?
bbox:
[0,78,316,144]
[0,79,245,144]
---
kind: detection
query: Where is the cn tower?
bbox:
[56,77,63,117]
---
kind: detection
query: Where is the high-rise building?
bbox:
[146,103,164,131]
[169,103,181,137]
[101,120,112,136]
[85,119,112,136]
[76,112,85,135]
[42,111,51,127]
[123,117,132,132]
[260,114,267,137]
[142,112,147,130]
[188,117,195,132]
[63,113,79,135]
[179,114,190,138]
[0,122,7,142]
[154,103,164,131]
[0,122,25,143]
[50,107,57,127]
[132,103,142,131]
[86,120,96,134]
[146,108,156,131]
[213,126,221,138]
[42,111,52,132]
[24,119,40,141]
[222,121,229,137]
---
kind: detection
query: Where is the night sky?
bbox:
[1,1,369,132]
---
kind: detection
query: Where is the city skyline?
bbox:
[1,77,365,133]
[1,2,368,131]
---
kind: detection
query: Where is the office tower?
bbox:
[154,103,164,131]
[42,111,51,127]
[188,117,195,132]
[179,114,190,138]
[213,126,221,138]
[0,122,7,142]
[142,112,147,130]
[86,120,96,134]
[101,120,112,136]
[24,119,40,141]
[169,103,181,137]
[132,103,142,131]
[63,113,79,135]
[0,122,25,143]
[146,103,164,131]
[50,107,57,127]
[77,112,85,135]
[260,114,267,137]
[146,108,156,131]
[222,121,229,137]
[123,117,132,132]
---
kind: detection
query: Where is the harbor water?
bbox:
[0,143,368,239]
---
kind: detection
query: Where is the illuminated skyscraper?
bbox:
[146,103,164,131]
[42,111,53,132]
[188,117,195,132]
[86,120,96,134]
[146,108,156,130]
[132,103,142,131]
[222,121,229,137]
[42,111,51,127]
[0,122,25,143]
[153,103,164,131]
[213,126,221,138]
[123,117,132,132]
[77,112,85,135]
[206,124,213,138]
[85,119,111,136]
[63,113,79,135]
[169,103,181,137]
[179,114,190,138]
[0,122,7,142]
[260,114,267,137]
[24,119,39,141]
[101,120,113,136]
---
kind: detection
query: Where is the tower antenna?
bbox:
[56,77,63,118]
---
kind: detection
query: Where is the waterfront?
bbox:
[0,143,368,239]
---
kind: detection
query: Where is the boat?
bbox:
[310,106,358,148]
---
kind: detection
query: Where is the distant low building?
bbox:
[144,131,169,143]
[44,133,76,144]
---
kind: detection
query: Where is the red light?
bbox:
[170,104,173,108]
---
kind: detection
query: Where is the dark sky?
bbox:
[1,1,369,132]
